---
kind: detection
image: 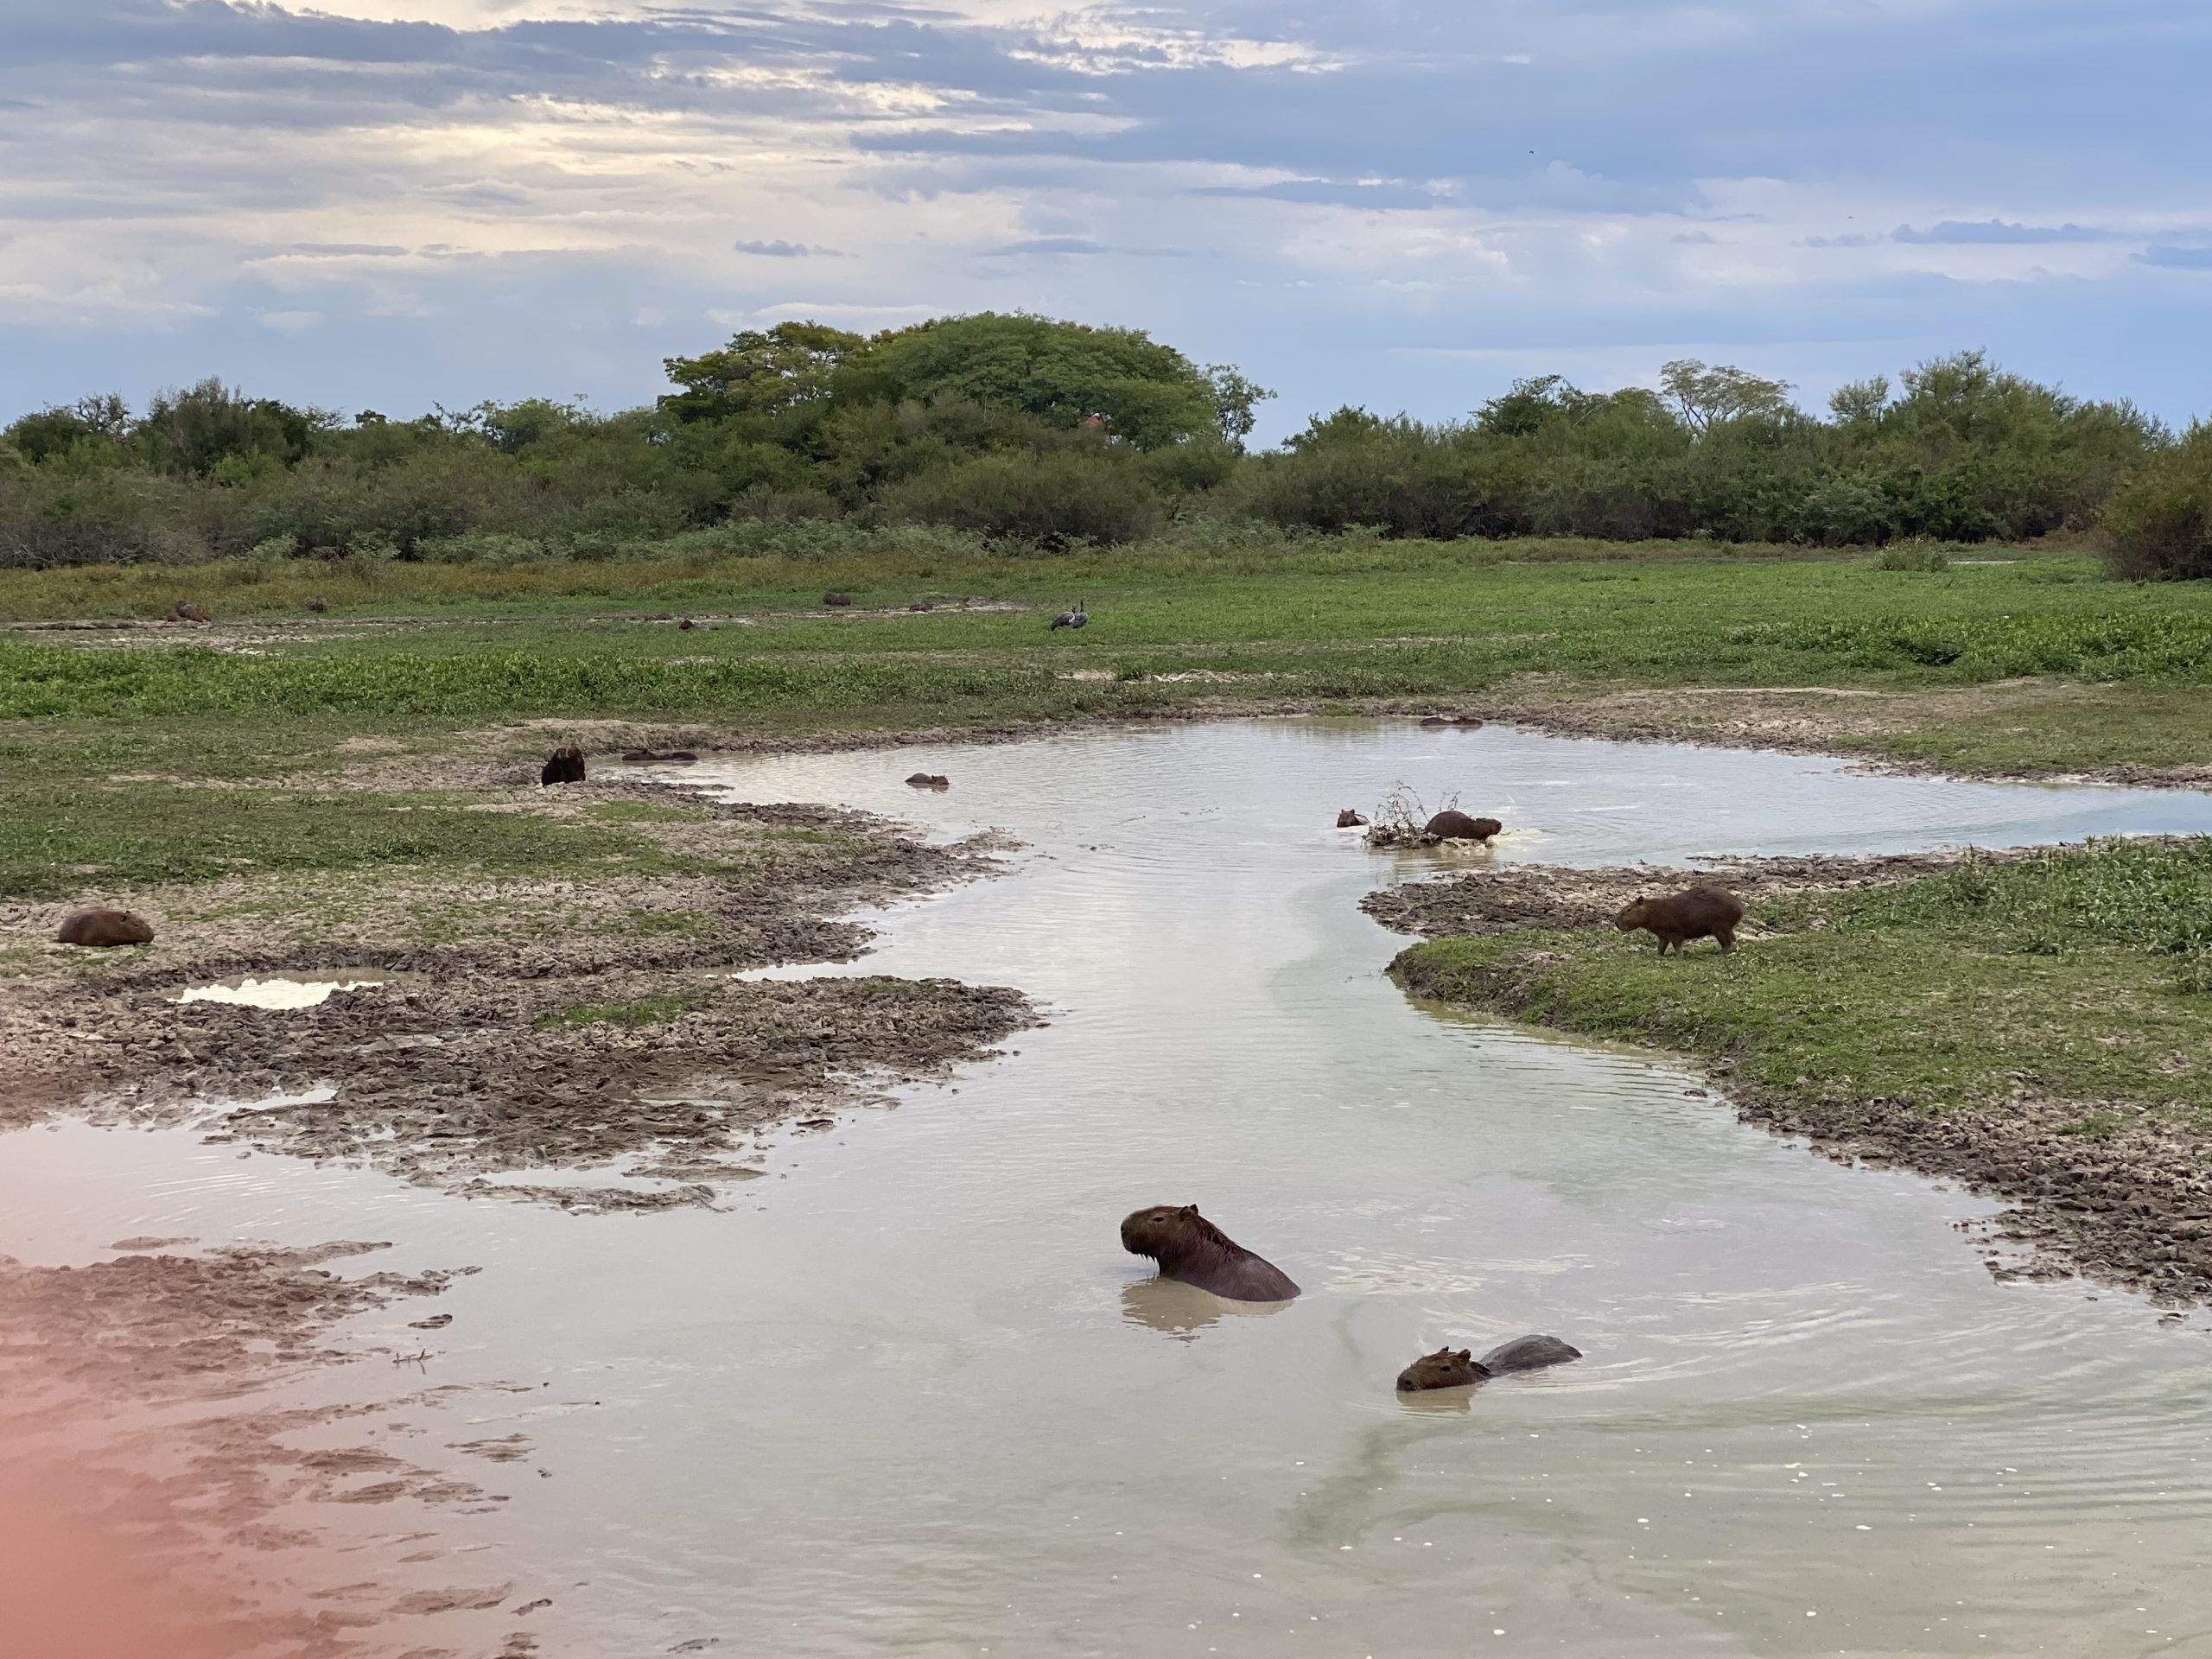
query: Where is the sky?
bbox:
[2,0,2209,443]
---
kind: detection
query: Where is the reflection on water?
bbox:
[177,974,393,1008]
[9,718,2212,1657]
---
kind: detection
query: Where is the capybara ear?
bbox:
[1458,1350,1472,1361]
[1180,1205,1198,1217]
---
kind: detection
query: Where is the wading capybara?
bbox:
[1614,885,1744,954]
[1396,1334,1582,1390]
[1425,810,1503,842]
[540,745,587,785]
[823,592,853,607]
[56,908,155,948]
[1337,809,1368,829]
[1121,1205,1300,1302]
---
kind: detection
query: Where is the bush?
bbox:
[2104,432,2212,581]
[1867,538,1951,572]
[887,448,1162,544]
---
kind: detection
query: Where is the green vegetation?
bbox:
[535,993,709,1030]
[1395,838,2212,1122]
[2,308,2189,566]
[2105,426,2212,581]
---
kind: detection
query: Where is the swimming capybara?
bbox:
[1425,810,1502,842]
[56,908,155,948]
[622,750,698,765]
[1396,1334,1582,1390]
[1337,809,1368,828]
[540,745,587,785]
[823,592,853,607]
[1614,885,1744,955]
[1418,715,1484,728]
[906,772,950,789]
[1121,1205,1300,1302]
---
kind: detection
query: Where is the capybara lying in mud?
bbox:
[1425,810,1502,842]
[1396,1335,1582,1390]
[622,749,698,765]
[1614,885,1744,954]
[906,772,950,789]
[1121,1205,1300,1301]
[540,745,587,785]
[823,592,853,607]
[56,908,155,948]
[1337,809,1368,828]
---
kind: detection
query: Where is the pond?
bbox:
[9,718,2212,1656]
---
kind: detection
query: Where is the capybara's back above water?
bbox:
[56,908,154,948]
[1121,1205,1300,1301]
[1396,1334,1582,1389]
[1614,884,1744,954]
[1424,810,1502,842]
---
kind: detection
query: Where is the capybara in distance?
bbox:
[1425,810,1502,843]
[540,745,587,785]
[171,601,211,623]
[906,772,950,790]
[1615,884,1745,954]
[823,592,853,607]
[56,908,155,948]
[1121,1205,1300,1302]
[1396,1334,1582,1390]
[1337,808,1368,828]
[303,597,328,613]
[622,750,698,766]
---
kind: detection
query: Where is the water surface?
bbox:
[10,718,2212,1657]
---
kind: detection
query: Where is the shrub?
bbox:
[1868,538,1951,572]
[887,448,1162,544]
[2104,431,2212,581]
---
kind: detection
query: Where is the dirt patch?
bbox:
[1363,848,2014,938]
[2,785,1036,1210]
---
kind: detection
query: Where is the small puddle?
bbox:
[176,972,416,1009]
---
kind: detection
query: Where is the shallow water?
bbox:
[10,718,2212,1656]
[175,971,401,1008]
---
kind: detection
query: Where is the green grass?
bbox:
[535,992,709,1029]
[1395,839,2212,1122]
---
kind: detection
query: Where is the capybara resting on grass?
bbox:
[822,592,853,607]
[1614,885,1744,954]
[56,908,154,948]
[540,745,587,785]
[1396,1335,1582,1390]
[1425,810,1502,842]
[1121,1205,1300,1301]
[171,601,211,623]
[1337,809,1368,828]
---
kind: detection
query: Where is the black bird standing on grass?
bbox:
[1049,600,1089,632]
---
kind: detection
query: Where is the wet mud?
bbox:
[2,788,1034,1211]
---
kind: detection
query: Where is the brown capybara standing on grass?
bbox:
[56,909,154,948]
[1396,1335,1582,1390]
[1121,1205,1300,1301]
[1425,810,1503,843]
[541,745,587,785]
[1614,885,1744,954]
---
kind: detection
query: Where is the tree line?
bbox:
[3,310,2206,576]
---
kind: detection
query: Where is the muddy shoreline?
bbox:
[1379,849,2212,1307]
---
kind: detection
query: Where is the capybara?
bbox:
[1614,885,1744,954]
[1397,1334,1581,1389]
[1425,810,1502,842]
[679,617,695,631]
[1419,715,1484,728]
[823,592,853,607]
[303,597,328,613]
[56,908,154,948]
[172,601,211,623]
[906,772,950,789]
[1121,1205,1300,1301]
[1337,808,1368,828]
[622,749,698,765]
[540,745,586,785]
[909,601,935,613]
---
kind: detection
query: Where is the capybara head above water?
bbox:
[1397,1347,1483,1390]
[56,908,154,948]
[540,745,586,785]
[1424,810,1503,843]
[1120,1205,1300,1302]
[1614,884,1745,955]
[1337,808,1368,829]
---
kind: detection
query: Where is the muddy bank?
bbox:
[2,787,1035,1211]
[0,1239,540,1657]
[1382,849,2212,1306]
[1363,846,2016,938]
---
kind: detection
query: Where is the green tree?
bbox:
[1659,359,1795,432]
[660,321,862,425]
